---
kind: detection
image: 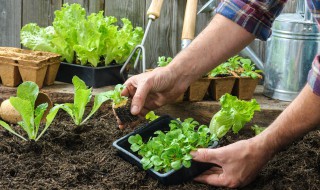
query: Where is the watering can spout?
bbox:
[198,0,264,71]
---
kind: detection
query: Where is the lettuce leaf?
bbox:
[209,94,260,138]
[20,3,143,67]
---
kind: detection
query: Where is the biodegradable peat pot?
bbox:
[113,115,218,185]
[208,76,236,101]
[0,47,61,88]
[0,63,22,87]
[56,62,126,88]
[232,76,261,100]
[18,65,48,88]
[187,78,211,101]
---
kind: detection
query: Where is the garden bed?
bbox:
[0,108,319,189]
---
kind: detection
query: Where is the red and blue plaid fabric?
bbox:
[216,0,320,96]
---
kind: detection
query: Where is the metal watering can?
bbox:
[198,0,320,101]
[263,0,320,101]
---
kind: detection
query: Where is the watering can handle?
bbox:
[147,0,164,19]
[182,0,198,40]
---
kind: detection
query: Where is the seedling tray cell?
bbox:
[113,115,218,185]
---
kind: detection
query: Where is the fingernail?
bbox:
[190,150,197,158]
[131,105,139,115]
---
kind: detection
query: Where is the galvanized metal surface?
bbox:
[264,11,320,101]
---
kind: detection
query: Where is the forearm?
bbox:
[254,85,320,157]
[167,14,255,88]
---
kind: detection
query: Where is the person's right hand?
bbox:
[119,66,189,129]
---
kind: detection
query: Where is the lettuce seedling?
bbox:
[145,111,159,122]
[0,82,59,141]
[157,56,172,67]
[251,124,266,135]
[101,84,139,124]
[52,76,109,126]
[209,94,261,138]
[239,58,263,79]
[129,118,217,173]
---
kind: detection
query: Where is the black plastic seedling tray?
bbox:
[113,115,219,185]
[56,62,126,88]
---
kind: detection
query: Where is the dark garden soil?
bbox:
[0,108,319,190]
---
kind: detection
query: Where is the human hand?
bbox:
[118,66,189,129]
[191,138,273,188]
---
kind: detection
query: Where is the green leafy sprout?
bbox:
[100,84,128,107]
[157,56,173,67]
[251,124,266,136]
[0,82,60,141]
[129,118,217,173]
[209,94,261,138]
[20,3,144,67]
[239,58,263,79]
[51,76,110,126]
[145,111,159,122]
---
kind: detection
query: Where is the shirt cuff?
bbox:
[215,0,286,41]
[308,55,320,96]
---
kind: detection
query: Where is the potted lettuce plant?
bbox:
[231,57,263,100]
[207,59,238,101]
[20,3,143,88]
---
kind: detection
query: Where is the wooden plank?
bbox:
[145,0,187,69]
[104,0,145,28]
[0,0,22,47]
[48,0,63,24]
[89,0,105,14]
[22,0,50,27]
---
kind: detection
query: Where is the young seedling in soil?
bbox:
[145,111,159,122]
[238,58,263,79]
[102,84,139,124]
[251,124,267,135]
[129,94,261,173]
[129,118,217,172]
[157,56,173,67]
[52,76,109,126]
[0,82,60,141]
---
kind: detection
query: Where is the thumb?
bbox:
[191,148,222,165]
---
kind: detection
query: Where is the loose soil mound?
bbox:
[0,110,319,190]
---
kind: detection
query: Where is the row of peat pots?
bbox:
[0,47,124,89]
[181,75,260,102]
[0,47,61,89]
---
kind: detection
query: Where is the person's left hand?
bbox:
[191,138,274,188]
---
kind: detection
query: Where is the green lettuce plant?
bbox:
[20,3,143,67]
[209,94,261,138]
[145,111,159,122]
[52,76,109,126]
[157,56,173,67]
[129,118,217,172]
[239,58,263,79]
[0,82,60,141]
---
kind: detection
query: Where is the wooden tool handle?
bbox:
[182,0,198,40]
[147,0,164,19]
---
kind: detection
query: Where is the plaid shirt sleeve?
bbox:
[215,0,287,41]
[307,0,320,96]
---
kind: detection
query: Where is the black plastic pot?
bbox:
[113,115,218,185]
[55,62,126,88]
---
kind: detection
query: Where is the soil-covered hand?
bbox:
[191,138,273,188]
[119,66,188,128]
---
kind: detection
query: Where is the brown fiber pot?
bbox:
[231,77,261,100]
[0,63,22,87]
[208,76,236,101]
[18,65,48,89]
[187,78,211,101]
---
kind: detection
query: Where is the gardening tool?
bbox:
[120,0,164,80]
[181,0,198,49]
[197,0,265,71]
[263,0,320,101]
